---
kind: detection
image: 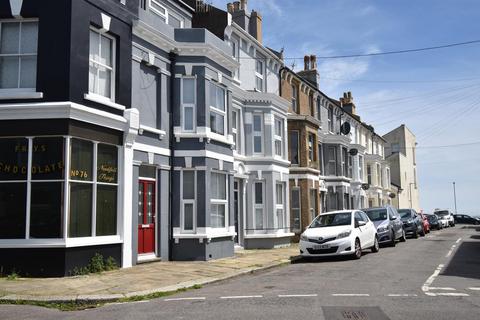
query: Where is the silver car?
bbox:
[362,206,406,247]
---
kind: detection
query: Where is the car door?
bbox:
[389,207,402,238]
[360,211,375,247]
[355,211,371,248]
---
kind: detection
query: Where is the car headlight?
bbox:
[300,234,308,241]
[407,219,414,224]
[337,230,352,239]
[378,226,389,232]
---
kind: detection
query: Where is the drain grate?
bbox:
[322,307,390,320]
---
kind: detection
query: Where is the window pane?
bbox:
[89,30,99,62]
[89,63,98,94]
[184,106,194,130]
[255,208,263,229]
[100,35,112,67]
[183,171,195,199]
[138,182,144,224]
[211,173,226,200]
[216,87,225,111]
[69,183,92,237]
[0,22,19,54]
[254,136,262,153]
[98,66,112,98]
[255,76,263,91]
[183,78,195,104]
[275,120,282,136]
[275,140,282,156]
[96,185,117,236]
[0,183,26,238]
[253,115,262,132]
[70,139,93,181]
[0,56,19,88]
[19,56,36,88]
[31,137,64,180]
[276,184,283,204]
[0,138,28,181]
[97,144,118,183]
[255,183,263,204]
[211,204,225,228]
[20,21,38,54]
[277,209,284,229]
[139,166,156,178]
[184,203,194,230]
[30,182,63,238]
[210,113,224,135]
[289,131,299,164]
[232,110,237,130]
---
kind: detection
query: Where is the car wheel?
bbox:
[399,229,406,242]
[353,239,362,259]
[371,236,379,253]
[390,230,396,247]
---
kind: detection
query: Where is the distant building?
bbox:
[383,125,420,210]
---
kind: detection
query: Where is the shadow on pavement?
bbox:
[292,252,374,264]
[471,235,480,240]
[442,242,480,280]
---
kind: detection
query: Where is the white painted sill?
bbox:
[0,91,43,100]
[139,125,166,140]
[84,93,126,111]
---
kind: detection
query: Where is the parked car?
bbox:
[362,206,406,247]
[435,209,455,227]
[417,212,430,234]
[398,209,424,238]
[300,210,379,259]
[426,214,442,230]
[454,214,480,225]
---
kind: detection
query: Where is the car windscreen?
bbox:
[426,215,437,222]
[397,209,411,218]
[363,209,387,221]
[435,210,449,217]
[310,212,352,228]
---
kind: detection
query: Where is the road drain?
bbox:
[322,307,390,320]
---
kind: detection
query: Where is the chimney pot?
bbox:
[240,0,247,11]
[304,55,310,71]
[227,2,234,13]
[310,55,317,69]
[233,1,240,11]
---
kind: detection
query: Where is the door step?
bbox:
[137,253,160,264]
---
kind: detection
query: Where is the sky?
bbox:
[208,0,480,216]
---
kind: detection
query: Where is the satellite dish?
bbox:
[361,183,370,190]
[349,148,358,156]
[389,193,396,199]
[340,122,351,135]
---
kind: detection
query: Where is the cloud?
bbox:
[358,5,376,16]
[255,0,283,16]
[318,58,370,94]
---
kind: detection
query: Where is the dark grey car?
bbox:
[398,208,424,238]
[362,206,406,247]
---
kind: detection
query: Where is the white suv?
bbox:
[434,209,455,227]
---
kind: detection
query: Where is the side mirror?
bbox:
[391,216,397,220]
[357,221,367,227]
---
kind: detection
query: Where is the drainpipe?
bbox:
[168,50,177,261]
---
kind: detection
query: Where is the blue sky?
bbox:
[210,0,480,216]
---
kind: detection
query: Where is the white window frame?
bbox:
[376,163,381,187]
[274,117,283,158]
[231,39,239,80]
[210,171,228,229]
[255,58,264,92]
[149,0,185,28]
[291,187,301,232]
[181,77,196,132]
[291,84,298,113]
[358,155,364,181]
[328,106,334,133]
[209,82,227,137]
[88,26,116,102]
[275,183,285,230]
[232,107,241,153]
[180,170,196,233]
[253,181,265,231]
[327,146,337,176]
[0,19,39,92]
[252,113,264,155]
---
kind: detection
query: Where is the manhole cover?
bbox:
[322,307,390,320]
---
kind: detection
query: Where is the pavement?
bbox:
[1,225,479,320]
[0,245,299,302]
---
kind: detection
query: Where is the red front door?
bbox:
[138,180,156,254]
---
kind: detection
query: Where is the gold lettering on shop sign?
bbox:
[0,162,64,175]
[70,170,89,179]
[14,144,47,153]
[98,164,117,183]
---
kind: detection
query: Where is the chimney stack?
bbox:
[340,91,356,115]
[310,55,317,70]
[297,53,319,88]
[250,10,262,43]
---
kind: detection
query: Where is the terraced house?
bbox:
[190,0,293,249]
[281,56,393,235]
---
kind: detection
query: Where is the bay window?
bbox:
[0,20,38,90]
[209,82,226,135]
[182,78,196,132]
[254,182,264,230]
[181,170,196,232]
[253,114,263,154]
[89,28,115,100]
[211,172,227,228]
[274,117,283,157]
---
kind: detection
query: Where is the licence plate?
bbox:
[313,244,330,250]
